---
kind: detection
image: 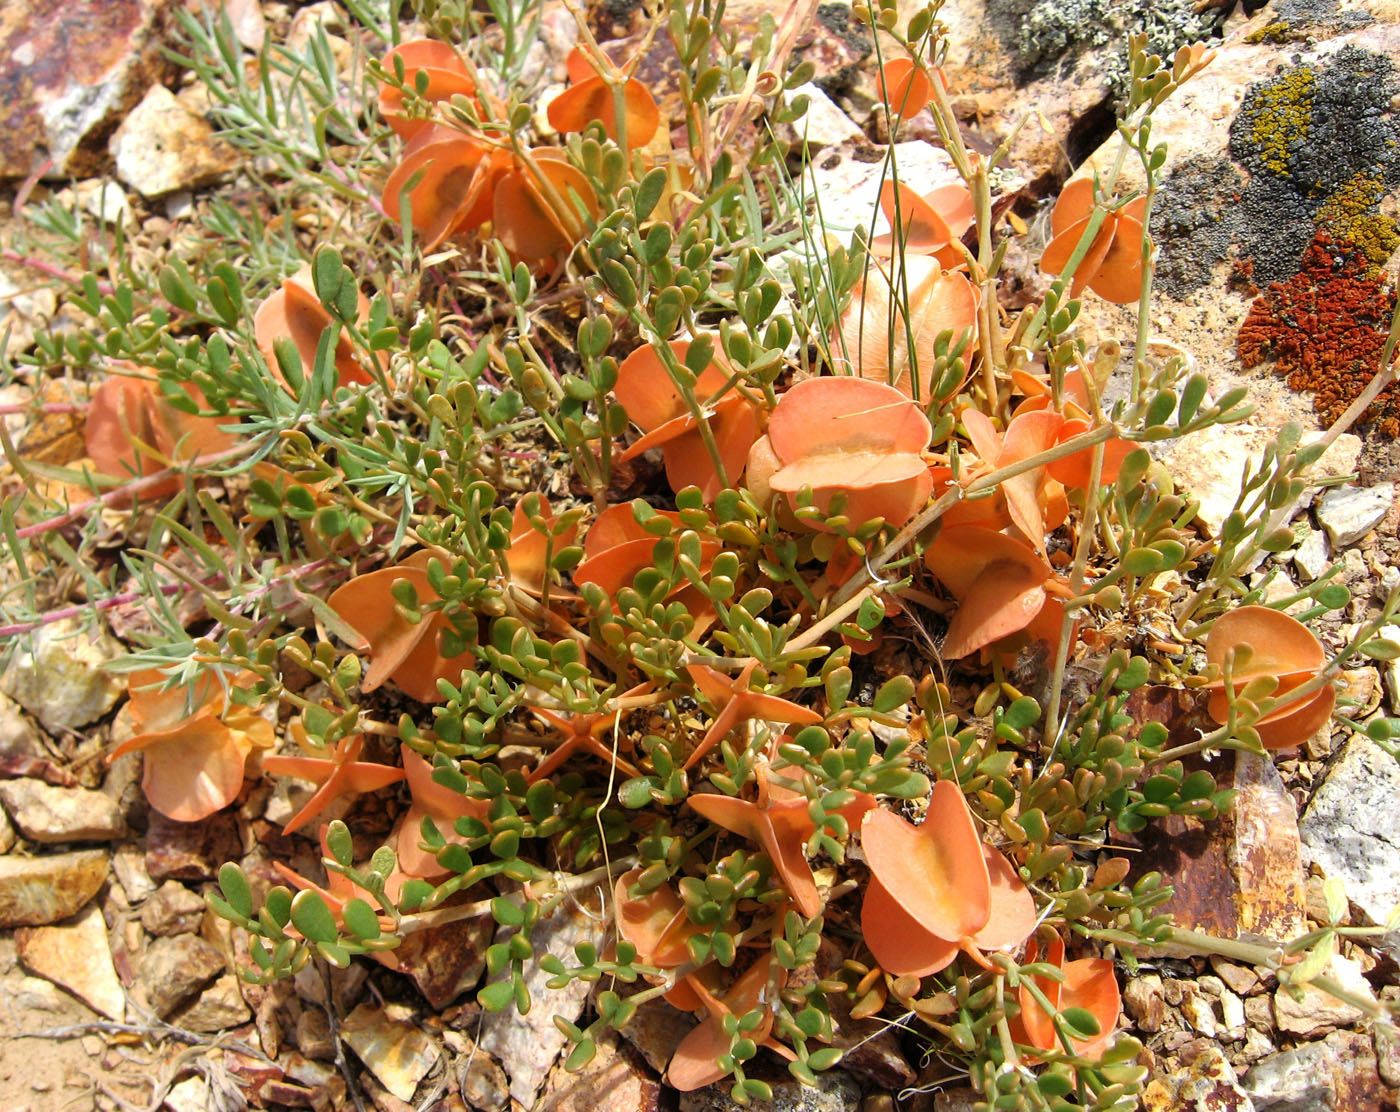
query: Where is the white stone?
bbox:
[789,83,864,149]
[111,85,238,199]
[1316,483,1394,548]
[0,618,125,734]
[1292,529,1330,584]
[0,779,125,843]
[1274,953,1375,1036]
[74,180,132,227]
[1182,990,1218,1038]
[1301,736,1400,936]
[163,1075,210,1112]
[803,139,961,245]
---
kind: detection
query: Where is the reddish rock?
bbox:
[139,878,206,936]
[16,904,126,1020]
[0,0,174,180]
[536,1031,660,1112]
[146,807,243,881]
[376,912,492,1010]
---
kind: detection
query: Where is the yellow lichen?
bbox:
[1315,172,1400,275]
[1248,69,1315,177]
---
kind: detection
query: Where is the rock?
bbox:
[617,995,696,1076]
[295,1006,334,1060]
[1142,1045,1255,1112]
[1291,529,1330,583]
[111,844,157,902]
[0,849,109,927]
[1198,977,1247,1040]
[341,1002,442,1103]
[804,140,961,244]
[536,1030,661,1112]
[1315,483,1394,547]
[1300,735,1400,939]
[145,808,242,881]
[73,179,133,226]
[477,901,595,1108]
[140,879,207,936]
[1244,1030,1390,1111]
[0,806,13,853]
[1181,988,1218,1039]
[170,972,251,1032]
[0,692,46,759]
[376,912,491,1010]
[110,83,239,198]
[1125,709,1308,957]
[1272,953,1372,1036]
[163,1074,210,1112]
[678,1068,860,1112]
[786,83,864,149]
[1210,960,1260,997]
[15,904,125,1020]
[0,617,125,733]
[137,933,225,1017]
[0,0,173,179]
[456,1040,509,1111]
[0,779,125,843]
[1124,973,1166,1032]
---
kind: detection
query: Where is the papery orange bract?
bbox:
[872,181,974,270]
[667,957,793,1091]
[878,57,936,118]
[860,780,1035,976]
[574,502,720,603]
[1203,605,1335,749]
[506,497,579,596]
[1041,177,1149,305]
[614,868,703,967]
[377,40,477,141]
[759,377,934,530]
[1012,368,1134,489]
[924,526,1056,660]
[613,339,760,500]
[254,265,373,392]
[961,407,1067,549]
[1013,934,1121,1060]
[381,127,508,250]
[835,254,978,401]
[547,48,660,150]
[492,149,600,264]
[262,731,406,835]
[109,669,272,823]
[85,369,238,500]
[682,663,822,771]
[394,747,488,878]
[327,551,476,703]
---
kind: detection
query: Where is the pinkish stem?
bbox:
[0,403,88,416]
[1,250,116,297]
[0,583,186,638]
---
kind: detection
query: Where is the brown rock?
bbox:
[110,83,239,197]
[0,778,125,843]
[1124,973,1166,1033]
[341,1002,442,1103]
[376,912,491,1010]
[145,807,242,881]
[137,933,225,1017]
[536,1031,660,1112]
[617,994,696,1076]
[0,849,108,927]
[15,904,126,1020]
[0,0,174,179]
[140,879,206,936]
[1244,1030,1392,1111]
[1272,954,1371,1036]
[295,1005,334,1060]
[1141,1045,1251,1112]
[170,971,252,1032]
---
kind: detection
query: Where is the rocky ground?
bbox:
[2,0,1400,1110]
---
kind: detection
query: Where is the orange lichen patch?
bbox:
[1203,605,1335,750]
[877,57,936,118]
[395,747,487,878]
[547,48,660,150]
[492,149,600,264]
[327,551,476,703]
[1013,934,1121,1060]
[759,377,934,530]
[683,662,822,771]
[614,868,703,967]
[834,254,978,401]
[925,525,1057,660]
[506,496,579,596]
[84,369,237,500]
[687,763,875,917]
[871,181,974,270]
[254,265,373,392]
[525,685,648,783]
[613,339,761,500]
[860,779,1035,977]
[262,732,406,835]
[667,957,793,1091]
[377,39,477,141]
[1041,178,1148,305]
[1238,232,1400,435]
[109,669,272,823]
[381,127,509,250]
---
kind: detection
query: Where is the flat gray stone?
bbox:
[1316,483,1394,548]
[1291,528,1330,583]
[110,83,238,198]
[1300,735,1400,936]
[0,618,125,734]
